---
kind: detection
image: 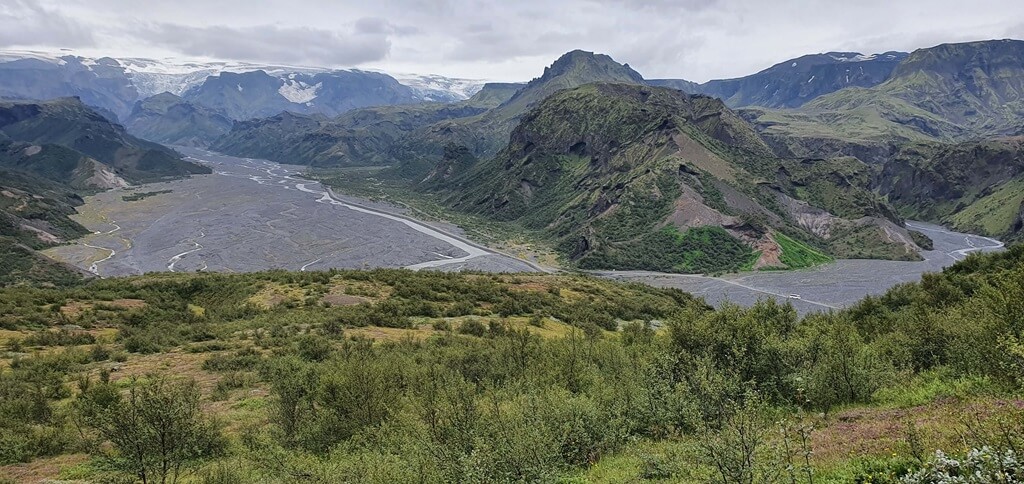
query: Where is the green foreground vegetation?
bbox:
[2,247,1024,482]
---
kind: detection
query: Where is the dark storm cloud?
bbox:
[0,0,95,47]
[129,22,391,66]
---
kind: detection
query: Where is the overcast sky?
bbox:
[3,0,1024,82]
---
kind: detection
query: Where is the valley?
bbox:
[4,5,1024,481]
[44,149,537,276]
[42,148,1002,316]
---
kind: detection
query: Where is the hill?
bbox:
[747,40,1024,160]
[430,83,917,272]
[124,92,234,147]
[0,98,210,183]
[878,137,1024,240]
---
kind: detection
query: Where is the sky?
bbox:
[3,0,1024,82]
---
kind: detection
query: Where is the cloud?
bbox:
[11,0,1024,81]
[354,17,419,36]
[0,0,95,48]
[129,22,391,66]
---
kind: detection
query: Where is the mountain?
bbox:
[211,103,487,167]
[211,50,644,169]
[391,50,650,176]
[182,69,424,120]
[0,98,210,183]
[747,40,1024,160]
[877,137,1024,240]
[431,83,919,272]
[0,50,487,122]
[0,153,91,246]
[651,51,907,108]
[124,92,234,147]
[0,97,214,285]
[0,53,139,120]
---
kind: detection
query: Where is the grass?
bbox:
[949,176,1024,237]
[774,231,833,269]
[870,368,999,408]
[121,190,173,202]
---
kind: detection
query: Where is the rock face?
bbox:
[650,51,907,108]
[876,138,1024,239]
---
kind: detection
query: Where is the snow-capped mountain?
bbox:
[649,50,909,108]
[0,49,488,120]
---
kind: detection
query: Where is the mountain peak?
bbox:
[541,50,645,84]
[497,50,645,118]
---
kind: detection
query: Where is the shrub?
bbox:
[458,318,486,337]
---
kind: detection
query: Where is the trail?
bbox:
[167,230,206,272]
[83,243,115,275]
[300,258,322,271]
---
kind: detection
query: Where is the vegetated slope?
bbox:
[0,165,92,286]
[210,50,648,171]
[393,50,649,178]
[211,103,487,167]
[747,40,1024,161]
[0,165,90,247]
[207,81,525,166]
[0,98,210,183]
[460,82,526,108]
[878,137,1024,240]
[434,83,917,273]
[651,51,907,108]
[124,92,234,147]
[2,248,1024,481]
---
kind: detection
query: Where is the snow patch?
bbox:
[236,84,243,92]
[278,80,321,103]
[830,53,879,63]
[387,72,488,100]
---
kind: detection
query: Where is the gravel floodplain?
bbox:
[595,221,1004,315]
[44,149,538,276]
